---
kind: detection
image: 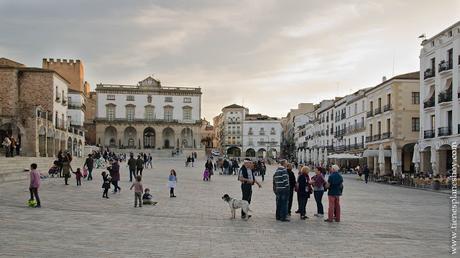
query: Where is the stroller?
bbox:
[48,163,60,177]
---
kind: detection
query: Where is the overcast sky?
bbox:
[1,0,459,121]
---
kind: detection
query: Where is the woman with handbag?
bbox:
[297,166,312,220]
[310,167,326,217]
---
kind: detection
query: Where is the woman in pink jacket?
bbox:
[29,163,41,208]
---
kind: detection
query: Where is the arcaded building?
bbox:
[95,76,202,150]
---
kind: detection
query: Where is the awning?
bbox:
[362,149,391,157]
[327,153,361,159]
[423,85,435,102]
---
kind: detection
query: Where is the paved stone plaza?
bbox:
[0,158,453,257]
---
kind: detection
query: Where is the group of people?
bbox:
[2,135,20,157]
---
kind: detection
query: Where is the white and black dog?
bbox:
[222,194,251,219]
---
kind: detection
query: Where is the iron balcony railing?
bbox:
[374,107,382,115]
[424,97,435,108]
[373,134,381,141]
[424,129,435,139]
[366,111,373,118]
[383,104,392,112]
[366,136,372,142]
[438,89,452,103]
[424,68,435,79]
[438,127,452,136]
[439,60,453,72]
[381,132,391,139]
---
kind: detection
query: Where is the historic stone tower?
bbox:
[42,58,88,94]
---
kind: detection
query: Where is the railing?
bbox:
[438,60,453,72]
[383,104,392,112]
[424,129,435,139]
[366,136,372,142]
[341,113,346,120]
[438,89,452,103]
[374,107,382,115]
[373,134,381,141]
[382,132,391,139]
[424,97,435,108]
[68,102,86,111]
[438,127,452,136]
[424,68,435,79]
[95,117,201,124]
[366,111,373,118]
[55,118,67,130]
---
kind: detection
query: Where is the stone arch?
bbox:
[245,148,256,157]
[38,126,47,157]
[227,146,241,157]
[257,148,267,158]
[124,126,137,148]
[46,128,55,157]
[104,126,117,147]
[143,127,156,149]
[439,144,453,175]
[162,127,175,149]
[180,127,193,148]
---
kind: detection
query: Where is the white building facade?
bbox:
[95,76,202,150]
[419,21,460,175]
[243,118,282,158]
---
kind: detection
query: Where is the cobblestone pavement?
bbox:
[0,158,453,257]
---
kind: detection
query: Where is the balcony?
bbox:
[423,97,435,108]
[383,104,392,112]
[366,136,373,142]
[341,113,346,120]
[373,134,381,141]
[366,111,373,118]
[374,107,382,115]
[438,60,452,72]
[438,89,452,103]
[438,127,452,137]
[95,117,201,125]
[424,68,435,80]
[381,132,391,139]
[424,129,435,139]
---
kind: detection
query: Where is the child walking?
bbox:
[73,168,83,186]
[168,169,177,198]
[101,171,110,199]
[130,175,143,207]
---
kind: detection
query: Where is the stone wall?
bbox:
[42,58,84,93]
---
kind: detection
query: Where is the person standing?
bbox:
[325,164,343,223]
[311,167,326,217]
[363,165,370,184]
[238,159,261,219]
[62,157,73,185]
[84,154,94,181]
[297,166,312,220]
[168,169,177,197]
[130,175,143,207]
[205,159,213,181]
[136,155,144,177]
[109,159,121,193]
[127,154,136,182]
[2,136,11,157]
[9,136,16,157]
[29,163,41,208]
[286,163,296,216]
[273,160,290,222]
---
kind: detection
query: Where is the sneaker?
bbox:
[295,210,300,214]
[301,216,306,220]
[280,219,290,222]
[35,205,41,208]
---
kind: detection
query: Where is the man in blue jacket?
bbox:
[325,164,343,222]
[273,160,290,222]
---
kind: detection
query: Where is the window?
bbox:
[106,105,115,121]
[412,92,420,104]
[164,106,173,121]
[183,97,191,103]
[165,97,173,102]
[259,128,265,135]
[145,106,155,121]
[147,95,152,103]
[107,95,115,100]
[270,127,276,135]
[126,95,135,101]
[248,128,253,135]
[183,106,192,120]
[126,106,135,121]
[354,103,358,114]
[412,118,420,132]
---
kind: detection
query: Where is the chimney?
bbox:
[382,76,387,82]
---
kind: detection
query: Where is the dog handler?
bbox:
[238,159,261,219]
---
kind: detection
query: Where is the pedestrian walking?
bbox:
[205,159,213,181]
[325,164,343,223]
[127,154,136,182]
[273,160,290,222]
[73,168,83,186]
[101,171,110,199]
[130,175,143,208]
[62,157,73,185]
[136,155,144,176]
[28,163,41,208]
[168,169,177,197]
[238,159,262,219]
[297,166,312,220]
[286,163,296,216]
[363,165,370,184]
[108,159,121,193]
[84,154,94,180]
[311,167,326,217]
[9,136,16,157]
[146,154,153,168]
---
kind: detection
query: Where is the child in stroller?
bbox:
[48,162,60,177]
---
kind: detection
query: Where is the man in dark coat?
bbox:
[287,163,297,216]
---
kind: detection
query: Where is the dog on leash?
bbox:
[222,194,251,219]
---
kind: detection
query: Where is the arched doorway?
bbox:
[104,126,117,147]
[38,127,46,157]
[269,148,278,158]
[257,148,266,158]
[245,148,255,157]
[0,122,24,156]
[227,146,241,157]
[401,143,415,173]
[143,127,156,149]
[46,129,54,157]
[181,128,193,148]
[439,144,453,175]
[124,127,137,148]
[162,127,175,149]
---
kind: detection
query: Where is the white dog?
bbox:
[222,194,251,219]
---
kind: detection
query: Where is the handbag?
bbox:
[83,168,88,178]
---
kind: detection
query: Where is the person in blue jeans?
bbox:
[311,167,326,217]
[273,160,290,222]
